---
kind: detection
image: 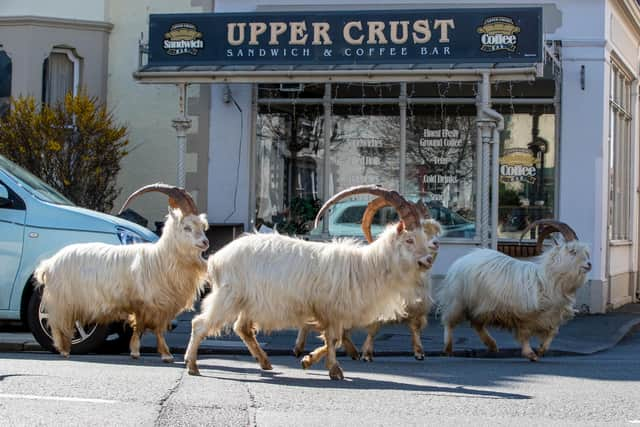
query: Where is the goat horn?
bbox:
[118,183,198,216]
[361,198,432,243]
[314,185,421,231]
[361,197,392,243]
[519,219,578,246]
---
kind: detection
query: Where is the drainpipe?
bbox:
[321,82,332,236]
[478,72,504,249]
[172,83,191,188]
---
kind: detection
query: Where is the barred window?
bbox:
[608,63,633,241]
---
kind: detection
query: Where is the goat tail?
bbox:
[33,259,51,289]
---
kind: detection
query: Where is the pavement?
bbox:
[2,303,640,359]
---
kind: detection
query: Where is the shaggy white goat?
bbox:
[34,184,209,361]
[184,185,436,380]
[293,212,442,362]
[437,220,591,361]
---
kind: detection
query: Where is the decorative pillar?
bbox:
[172,83,191,188]
[321,82,332,235]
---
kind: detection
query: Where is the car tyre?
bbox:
[26,287,109,354]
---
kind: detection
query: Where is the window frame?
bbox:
[608,60,634,242]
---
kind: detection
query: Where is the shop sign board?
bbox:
[148,8,542,66]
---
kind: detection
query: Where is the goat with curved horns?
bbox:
[35,183,209,361]
[185,185,437,380]
[437,220,591,361]
[293,195,442,361]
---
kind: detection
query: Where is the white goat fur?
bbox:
[293,220,442,361]
[185,222,436,379]
[437,240,591,360]
[34,209,209,361]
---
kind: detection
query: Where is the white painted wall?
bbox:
[107,0,209,226]
[208,84,253,227]
[0,0,108,21]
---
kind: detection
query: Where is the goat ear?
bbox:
[396,221,405,234]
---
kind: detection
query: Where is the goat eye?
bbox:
[406,238,414,245]
[569,249,577,256]
[184,226,192,232]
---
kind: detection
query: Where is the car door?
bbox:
[0,180,26,309]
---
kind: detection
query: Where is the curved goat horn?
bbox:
[118,183,198,216]
[314,184,421,232]
[361,197,393,243]
[519,219,578,247]
[361,198,432,243]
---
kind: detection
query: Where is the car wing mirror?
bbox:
[0,185,12,208]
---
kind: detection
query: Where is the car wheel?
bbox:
[26,288,109,354]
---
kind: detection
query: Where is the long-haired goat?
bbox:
[292,197,442,362]
[34,184,209,361]
[185,185,436,380]
[437,220,591,361]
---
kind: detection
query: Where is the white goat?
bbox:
[437,220,591,361]
[293,213,442,362]
[34,184,209,361]
[184,185,436,380]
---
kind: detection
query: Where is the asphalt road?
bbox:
[1,330,639,426]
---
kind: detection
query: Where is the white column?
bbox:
[172,83,191,188]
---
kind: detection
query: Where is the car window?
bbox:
[336,206,366,224]
[0,155,73,206]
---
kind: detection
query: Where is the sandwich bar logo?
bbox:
[477,16,520,53]
[163,23,204,56]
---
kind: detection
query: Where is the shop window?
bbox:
[496,105,556,239]
[254,81,557,240]
[406,104,477,238]
[42,48,80,105]
[608,63,633,241]
[255,103,324,235]
[0,50,11,117]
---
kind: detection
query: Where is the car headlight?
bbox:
[116,227,147,245]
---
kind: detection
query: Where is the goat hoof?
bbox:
[489,346,499,353]
[292,348,303,358]
[524,352,538,362]
[260,361,273,370]
[60,352,70,359]
[130,352,140,360]
[301,356,312,370]
[162,355,175,363]
[187,363,201,376]
[351,353,361,361]
[362,354,373,362]
[414,353,425,361]
[329,364,344,380]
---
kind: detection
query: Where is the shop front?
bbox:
[133,2,640,313]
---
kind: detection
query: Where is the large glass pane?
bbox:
[322,103,400,238]
[255,103,324,235]
[496,105,556,239]
[407,104,477,238]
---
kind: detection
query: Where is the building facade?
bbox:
[1,0,639,313]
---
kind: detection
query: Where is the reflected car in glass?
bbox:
[310,198,475,239]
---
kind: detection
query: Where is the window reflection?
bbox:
[407,105,477,238]
[497,107,556,239]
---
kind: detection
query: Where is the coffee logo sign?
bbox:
[163,23,204,55]
[500,149,536,183]
[477,16,520,53]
